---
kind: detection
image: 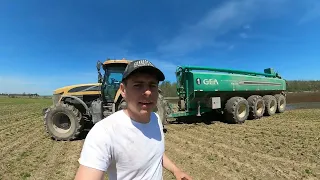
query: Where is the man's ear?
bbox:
[120,83,126,98]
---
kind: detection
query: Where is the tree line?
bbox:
[0,93,40,98]
[159,80,320,97]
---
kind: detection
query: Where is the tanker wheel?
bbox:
[247,95,265,120]
[44,103,83,141]
[263,95,277,116]
[274,94,286,113]
[224,97,249,124]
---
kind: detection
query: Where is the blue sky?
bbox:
[1,0,319,95]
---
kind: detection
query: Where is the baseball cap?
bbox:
[122,59,165,81]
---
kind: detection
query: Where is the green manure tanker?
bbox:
[166,66,287,124]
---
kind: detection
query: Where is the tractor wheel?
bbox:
[263,95,277,116]
[44,103,83,141]
[274,94,286,113]
[224,97,249,124]
[247,95,265,120]
[156,93,168,125]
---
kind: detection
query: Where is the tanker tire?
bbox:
[263,95,277,116]
[274,94,286,113]
[247,95,265,120]
[224,97,249,124]
[44,103,83,141]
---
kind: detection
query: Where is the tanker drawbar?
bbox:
[168,65,287,124]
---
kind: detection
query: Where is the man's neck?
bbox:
[124,109,151,124]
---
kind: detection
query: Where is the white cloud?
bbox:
[298,0,320,24]
[243,25,251,29]
[239,33,248,39]
[156,0,289,56]
[228,45,235,50]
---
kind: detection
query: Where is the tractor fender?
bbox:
[59,95,91,115]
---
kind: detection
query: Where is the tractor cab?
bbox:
[96,58,131,103]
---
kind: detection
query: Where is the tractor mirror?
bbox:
[98,72,103,83]
[96,61,102,71]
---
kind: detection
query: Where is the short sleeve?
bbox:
[78,123,113,172]
[154,112,165,137]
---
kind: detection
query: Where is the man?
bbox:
[74,59,192,180]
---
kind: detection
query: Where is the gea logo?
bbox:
[203,79,218,85]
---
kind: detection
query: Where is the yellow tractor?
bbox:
[43,58,168,141]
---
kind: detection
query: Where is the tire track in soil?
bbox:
[186,125,304,160]
[0,117,37,132]
[166,129,275,180]
[167,125,318,179]
[0,121,44,159]
[179,123,320,166]
[227,125,320,137]
[0,110,33,121]
[0,124,45,180]
[165,138,231,180]
[206,122,319,160]
[52,141,84,180]
[0,113,43,143]
[0,118,40,144]
[28,141,71,180]
[0,106,42,121]
[1,131,53,180]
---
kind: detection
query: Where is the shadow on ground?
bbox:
[167,111,228,125]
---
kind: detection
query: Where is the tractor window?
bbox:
[102,67,125,102]
[107,72,122,92]
[108,72,122,85]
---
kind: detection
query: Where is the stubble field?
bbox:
[0,96,319,180]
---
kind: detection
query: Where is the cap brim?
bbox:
[126,66,165,81]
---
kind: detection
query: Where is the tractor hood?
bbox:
[53,83,102,95]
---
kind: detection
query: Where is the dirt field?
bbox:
[286,91,320,104]
[0,97,320,180]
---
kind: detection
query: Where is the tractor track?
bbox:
[166,126,317,179]
[178,123,320,164]
[164,138,234,180]
[166,126,290,179]
[0,114,40,135]
[0,122,44,162]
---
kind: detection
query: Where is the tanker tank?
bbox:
[167,65,287,124]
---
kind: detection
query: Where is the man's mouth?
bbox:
[139,101,153,105]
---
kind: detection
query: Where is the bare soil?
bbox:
[0,97,319,180]
[286,91,320,104]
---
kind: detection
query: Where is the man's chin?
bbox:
[138,107,155,114]
[138,109,153,114]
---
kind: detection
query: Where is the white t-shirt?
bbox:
[78,110,165,180]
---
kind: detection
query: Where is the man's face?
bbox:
[120,71,159,116]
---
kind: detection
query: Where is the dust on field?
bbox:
[0,97,319,180]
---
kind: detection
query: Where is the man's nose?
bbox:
[143,89,152,96]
